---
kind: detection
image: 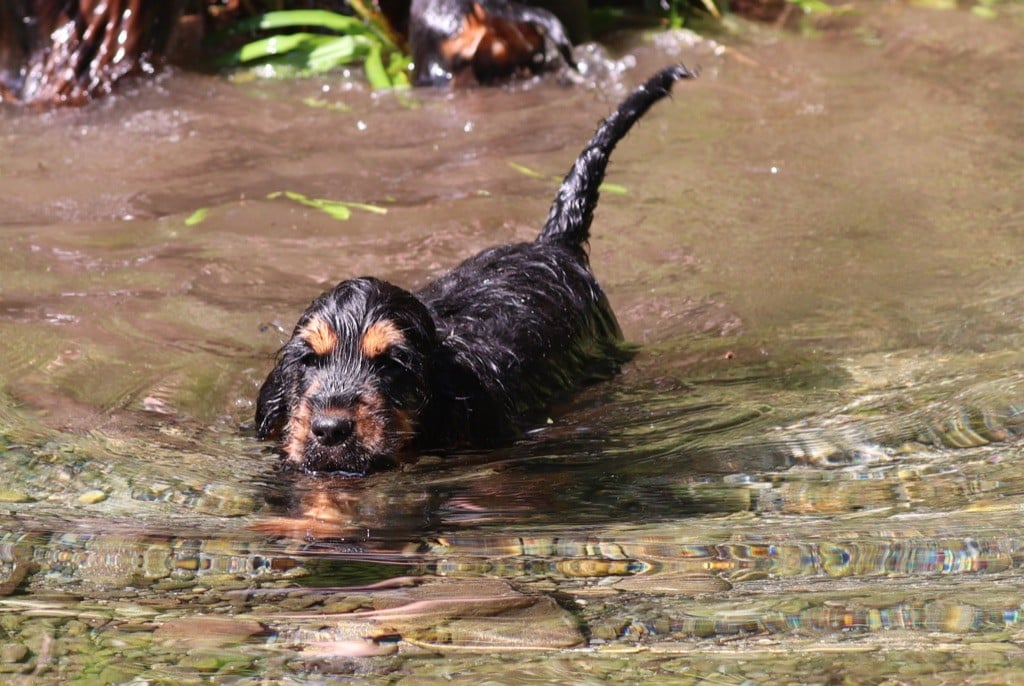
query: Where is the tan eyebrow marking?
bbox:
[299,316,338,356]
[361,319,405,358]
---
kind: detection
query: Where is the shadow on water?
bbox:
[3,2,1024,681]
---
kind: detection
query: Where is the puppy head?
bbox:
[256,277,438,475]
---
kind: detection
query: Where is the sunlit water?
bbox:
[2,3,1024,682]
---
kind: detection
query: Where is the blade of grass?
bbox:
[599,182,628,195]
[307,35,371,72]
[386,52,412,88]
[345,0,406,51]
[508,162,546,179]
[222,32,336,65]
[698,0,721,20]
[268,191,388,220]
[363,45,391,89]
[229,10,373,36]
[268,191,350,220]
[340,201,388,215]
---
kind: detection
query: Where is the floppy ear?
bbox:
[255,360,292,440]
[512,4,576,70]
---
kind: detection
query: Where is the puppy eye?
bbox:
[299,349,322,366]
[375,351,423,403]
[374,352,400,374]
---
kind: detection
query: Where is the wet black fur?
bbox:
[256,65,696,474]
[409,0,575,86]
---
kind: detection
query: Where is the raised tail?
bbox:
[538,64,696,246]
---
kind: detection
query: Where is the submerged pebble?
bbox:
[0,643,28,664]
[76,489,108,505]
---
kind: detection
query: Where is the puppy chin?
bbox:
[284,434,409,476]
[283,445,378,477]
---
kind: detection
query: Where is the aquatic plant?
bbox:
[267,191,389,220]
[587,0,723,34]
[217,8,411,89]
[784,0,838,15]
[509,161,628,194]
[667,0,722,28]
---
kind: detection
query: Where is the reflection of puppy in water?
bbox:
[256,65,696,476]
[409,0,576,86]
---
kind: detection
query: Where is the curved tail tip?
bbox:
[537,63,697,247]
[654,63,700,90]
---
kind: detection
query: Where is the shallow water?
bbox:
[2,2,1024,682]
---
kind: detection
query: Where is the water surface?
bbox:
[2,3,1024,682]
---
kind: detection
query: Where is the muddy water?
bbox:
[2,3,1024,682]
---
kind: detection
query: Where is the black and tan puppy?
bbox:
[256,65,695,475]
[409,0,576,86]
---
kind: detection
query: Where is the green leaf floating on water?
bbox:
[184,207,209,226]
[301,97,352,111]
[268,191,388,220]
[508,161,546,179]
[508,161,629,194]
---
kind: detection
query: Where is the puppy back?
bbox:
[538,64,696,247]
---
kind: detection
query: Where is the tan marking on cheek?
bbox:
[351,391,419,459]
[283,378,321,464]
[390,408,417,451]
[353,392,388,454]
[440,5,488,62]
[483,20,539,65]
[299,316,338,356]
[283,397,312,466]
[385,408,420,468]
[361,319,405,358]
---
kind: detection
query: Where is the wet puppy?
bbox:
[409,0,576,86]
[256,65,695,475]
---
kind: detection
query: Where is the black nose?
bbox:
[311,414,355,445]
